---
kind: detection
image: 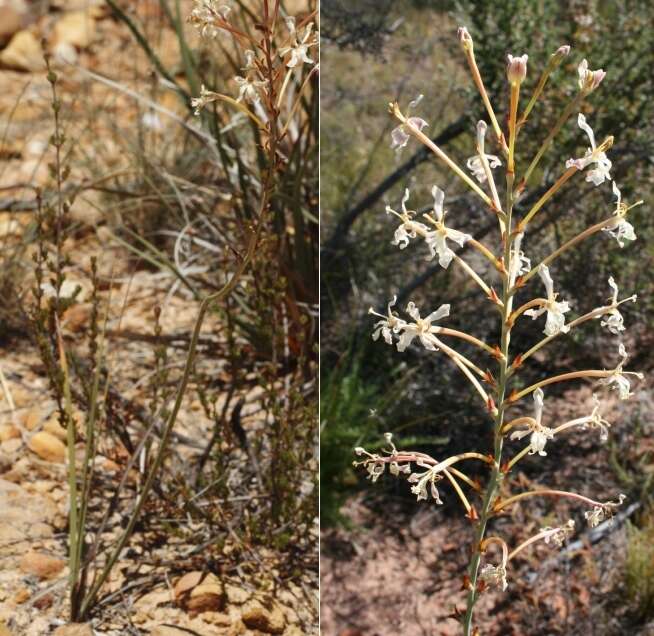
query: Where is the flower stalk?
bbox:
[356,27,641,636]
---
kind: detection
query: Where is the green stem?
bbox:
[462,172,515,635]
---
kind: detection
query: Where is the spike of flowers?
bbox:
[354,26,642,636]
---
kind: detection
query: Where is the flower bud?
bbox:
[457,26,473,51]
[506,54,528,84]
[554,44,571,59]
[577,59,606,93]
[476,120,487,151]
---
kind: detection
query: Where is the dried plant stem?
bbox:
[495,489,604,513]
[517,165,578,230]
[392,105,495,210]
[519,93,583,189]
[515,305,620,366]
[507,527,563,561]
[508,370,612,404]
[515,214,622,290]
[462,48,506,153]
[78,187,268,620]
[518,52,567,130]
[453,254,493,298]
[432,327,497,356]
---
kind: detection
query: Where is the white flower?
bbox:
[391,116,429,151]
[386,189,429,250]
[566,114,612,186]
[543,520,575,547]
[598,276,636,335]
[480,563,508,591]
[583,394,611,442]
[598,343,643,400]
[407,465,443,503]
[584,506,604,528]
[577,59,606,93]
[396,301,450,353]
[510,388,555,456]
[424,186,472,268]
[603,182,637,247]
[234,75,266,104]
[369,296,406,345]
[466,121,502,183]
[191,84,219,116]
[243,50,257,70]
[40,279,80,300]
[279,17,317,68]
[507,53,528,84]
[508,232,531,287]
[466,154,502,183]
[584,494,626,527]
[189,0,231,38]
[524,264,570,336]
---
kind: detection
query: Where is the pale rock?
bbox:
[225,583,250,605]
[43,418,67,441]
[0,422,20,443]
[241,600,286,634]
[28,431,66,462]
[13,586,30,604]
[0,4,25,45]
[53,10,96,50]
[187,573,226,613]
[0,30,44,72]
[1,438,21,454]
[174,570,203,599]
[0,219,20,237]
[199,611,232,627]
[24,616,50,636]
[19,551,65,580]
[52,625,94,636]
[283,626,304,636]
[149,627,193,636]
[22,407,43,431]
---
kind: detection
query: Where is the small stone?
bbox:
[0,424,20,442]
[0,6,24,46]
[52,625,93,636]
[1,438,22,454]
[22,408,43,431]
[0,621,13,636]
[28,432,66,463]
[19,551,65,580]
[53,11,96,50]
[43,419,67,441]
[149,627,190,636]
[13,587,30,604]
[241,600,286,634]
[0,30,44,72]
[33,593,54,610]
[174,570,203,599]
[186,573,225,613]
[199,611,232,627]
[225,583,250,605]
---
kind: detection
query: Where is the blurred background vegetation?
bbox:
[320,0,653,633]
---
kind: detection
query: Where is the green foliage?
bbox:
[320,346,382,526]
[625,514,654,621]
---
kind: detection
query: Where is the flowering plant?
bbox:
[356,26,643,635]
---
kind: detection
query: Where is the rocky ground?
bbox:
[0,1,318,634]
[321,386,654,636]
